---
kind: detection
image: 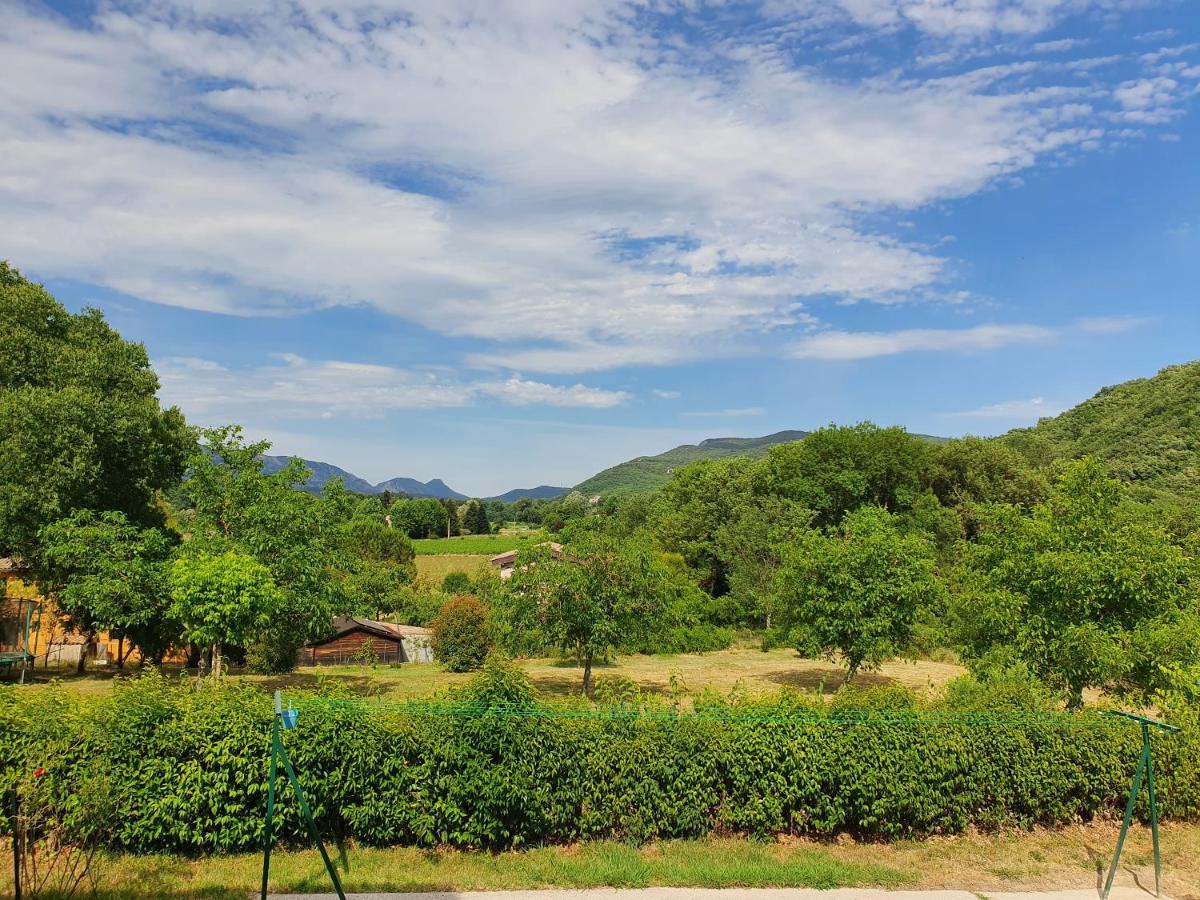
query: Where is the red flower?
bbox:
[32,768,46,778]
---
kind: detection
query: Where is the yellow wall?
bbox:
[3,571,132,662]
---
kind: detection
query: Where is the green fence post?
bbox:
[259,714,279,900]
[276,738,347,900]
[1100,711,1180,900]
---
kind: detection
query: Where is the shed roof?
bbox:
[307,616,432,648]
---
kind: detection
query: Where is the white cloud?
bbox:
[154,355,627,421]
[1075,315,1157,333]
[790,323,1055,360]
[945,396,1062,419]
[0,1,1192,373]
[652,389,681,399]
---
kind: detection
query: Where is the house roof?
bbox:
[489,542,564,567]
[307,616,432,647]
[0,557,26,575]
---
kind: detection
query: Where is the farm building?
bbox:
[302,616,434,665]
[1,557,119,669]
[489,542,564,580]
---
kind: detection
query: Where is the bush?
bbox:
[441,571,473,594]
[431,595,493,672]
[1,671,1198,853]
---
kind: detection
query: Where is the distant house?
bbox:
[1,557,113,668]
[489,542,564,580]
[303,616,434,665]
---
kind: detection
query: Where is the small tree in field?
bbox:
[168,550,280,677]
[774,506,941,683]
[431,594,492,671]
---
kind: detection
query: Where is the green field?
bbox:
[413,531,548,555]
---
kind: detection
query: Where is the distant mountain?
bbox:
[259,455,378,495]
[489,485,569,502]
[1001,360,1200,503]
[374,477,468,500]
[574,430,812,497]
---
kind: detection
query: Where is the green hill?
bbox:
[1002,360,1200,503]
[574,430,811,497]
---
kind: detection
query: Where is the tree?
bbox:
[773,506,942,682]
[956,457,1197,707]
[168,550,280,677]
[763,423,931,528]
[0,262,192,561]
[505,533,670,694]
[922,437,1048,538]
[336,517,416,618]
[430,594,492,671]
[37,510,179,670]
[441,499,460,537]
[462,499,490,535]
[181,426,350,671]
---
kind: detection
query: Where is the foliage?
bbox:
[1002,360,1200,506]
[773,506,943,681]
[180,426,351,671]
[335,517,416,619]
[0,262,192,560]
[168,550,280,676]
[441,571,473,594]
[462,499,490,535]
[37,510,179,665]
[3,673,1198,853]
[955,458,1199,707]
[503,534,678,692]
[431,595,493,672]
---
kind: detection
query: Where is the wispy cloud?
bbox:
[155,355,628,421]
[652,389,681,400]
[789,324,1055,361]
[945,396,1063,420]
[0,1,1193,373]
[1075,315,1158,334]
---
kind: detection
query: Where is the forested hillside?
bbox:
[1003,361,1200,506]
[574,430,811,496]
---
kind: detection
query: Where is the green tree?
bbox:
[181,426,350,671]
[957,457,1198,707]
[168,550,280,677]
[764,423,932,528]
[430,594,493,671]
[505,533,671,694]
[37,510,179,670]
[774,506,942,682]
[335,517,416,618]
[462,499,490,535]
[0,263,192,560]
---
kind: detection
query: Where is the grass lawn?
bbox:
[414,553,495,583]
[413,531,548,555]
[21,647,966,702]
[6,824,1196,899]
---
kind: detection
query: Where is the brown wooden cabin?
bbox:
[303,616,434,666]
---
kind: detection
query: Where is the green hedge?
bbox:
[1,671,1196,853]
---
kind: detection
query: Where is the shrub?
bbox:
[441,571,473,594]
[1,672,1197,853]
[431,595,493,672]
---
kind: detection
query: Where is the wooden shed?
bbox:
[303,617,434,666]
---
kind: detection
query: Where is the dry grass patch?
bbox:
[413,553,494,583]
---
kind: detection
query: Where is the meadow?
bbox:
[412,530,547,555]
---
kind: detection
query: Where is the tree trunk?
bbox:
[582,648,594,697]
[211,642,222,679]
[75,632,93,675]
[116,637,125,669]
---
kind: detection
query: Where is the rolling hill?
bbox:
[1002,360,1200,502]
[573,430,812,497]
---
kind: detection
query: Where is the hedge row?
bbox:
[1,670,1197,853]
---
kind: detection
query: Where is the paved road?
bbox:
[268,888,1165,900]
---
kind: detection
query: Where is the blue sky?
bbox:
[2,0,1197,496]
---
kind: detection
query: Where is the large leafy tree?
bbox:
[38,510,180,669]
[180,426,350,671]
[336,517,416,618]
[763,423,932,528]
[956,457,1198,707]
[505,534,672,694]
[168,550,280,677]
[0,262,192,560]
[774,506,942,682]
